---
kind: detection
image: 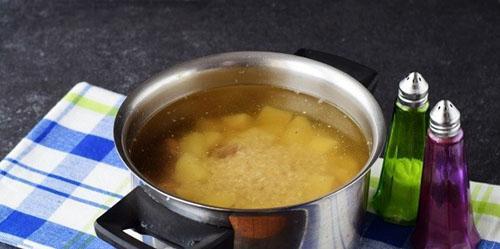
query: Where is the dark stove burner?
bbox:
[95,187,233,249]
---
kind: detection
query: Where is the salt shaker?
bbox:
[372,72,429,225]
[412,100,480,249]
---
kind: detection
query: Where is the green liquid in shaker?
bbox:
[372,101,429,225]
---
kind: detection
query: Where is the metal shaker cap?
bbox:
[398,72,429,108]
[430,100,461,137]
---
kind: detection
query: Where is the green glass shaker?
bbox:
[372,72,429,225]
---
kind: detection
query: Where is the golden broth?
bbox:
[131,85,369,209]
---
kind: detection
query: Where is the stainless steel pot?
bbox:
[95,51,386,249]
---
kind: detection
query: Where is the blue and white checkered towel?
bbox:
[0,83,499,249]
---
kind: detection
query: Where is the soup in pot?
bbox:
[131,85,369,209]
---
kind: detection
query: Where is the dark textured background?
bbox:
[0,0,499,247]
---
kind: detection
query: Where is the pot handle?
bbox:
[294,48,378,92]
[94,187,233,249]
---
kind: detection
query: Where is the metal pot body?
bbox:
[114,52,386,249]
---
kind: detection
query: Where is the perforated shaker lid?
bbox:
[398,72,429,108]
[429,100,461,137]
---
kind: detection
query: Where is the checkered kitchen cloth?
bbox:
[0,83,499,249]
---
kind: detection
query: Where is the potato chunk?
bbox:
[173,153,209,182]
[309,136,338,155]
[203,131,223,148]
[222,113,253,131]
[282,116,313,144]
[179,131,222,157]
[257,106,293,125]
[179,132,207,157]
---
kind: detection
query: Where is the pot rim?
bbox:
[114,51,386,213]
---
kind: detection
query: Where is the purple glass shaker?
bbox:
[412,100,480,248]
